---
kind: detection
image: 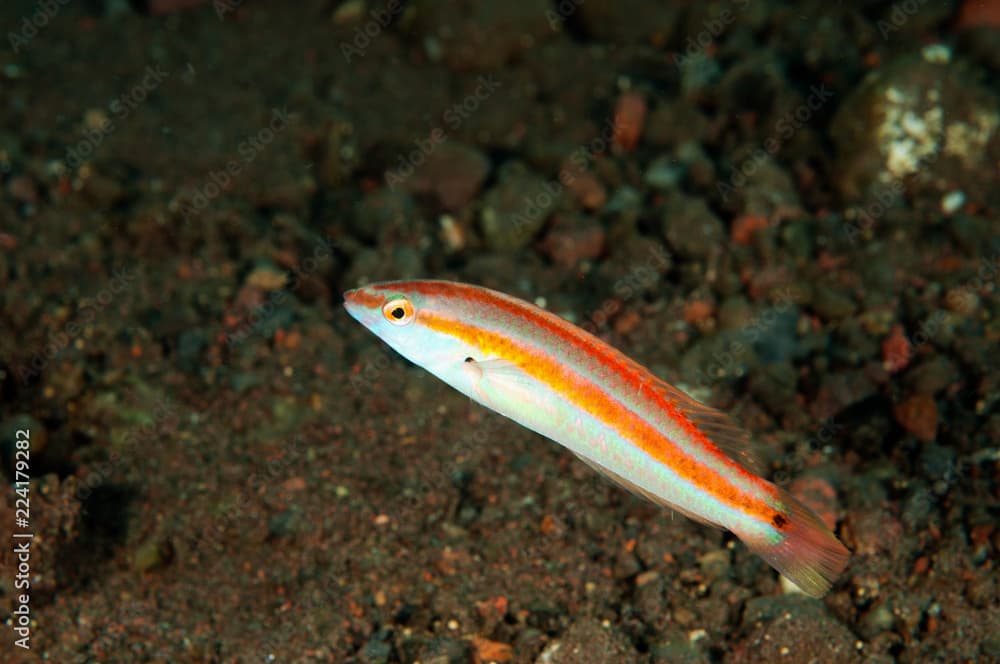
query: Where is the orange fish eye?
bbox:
[382,298,415,326]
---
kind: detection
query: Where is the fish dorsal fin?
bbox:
[571,450,722,528]
[635,370,767,477]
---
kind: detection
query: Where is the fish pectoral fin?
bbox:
[570,451,722,529]
[464,357,528,381]
[462,358,536,410]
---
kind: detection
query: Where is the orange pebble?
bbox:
[613,309,641,335]
[540,514,560,535]
[882,325,912,373]
[475,595,508,619]
[470,636,513,663]
[730,215,770,245]
[566,171,607,210]
[956,0,1000,29]
[284,329,301,349]
[894,394,938,443]
[612,91,647,152]
[683,300,714,325]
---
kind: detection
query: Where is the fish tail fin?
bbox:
[735,488,850,598]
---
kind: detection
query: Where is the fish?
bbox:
[343,279,849,597]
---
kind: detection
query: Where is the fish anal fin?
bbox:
[571,451,722,529]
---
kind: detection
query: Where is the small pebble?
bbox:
[894,394,939,442]
[612,91,647,152]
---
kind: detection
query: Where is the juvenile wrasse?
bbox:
[344,280,849,597]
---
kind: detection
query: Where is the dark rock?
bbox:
[747,304,801,364]
[535,617,639,664]
[399,141,490,211]
[176,327,209,374]
[411,0,553,70]
[352,189,425,245]
[661,193,725,259]
[858,600,896,639]
[904,356,959,395]
[718,154,801,219]
[480,162,561,250]
[360,629,393,664]
[571,0,681,44]
[414,636,468,664]
[649,632,709,663]
[736,595,857,663]
[81,172,127,208]
[810,285,857,321]
[919,443,958,488]
[717,295,752,331]
[811,369,878,420]
[830,317,879,366]
[645,101,710,148]
[681,328,758,389]
[748,361,798,418]
[830,49,1000,208]
[541,214,605,268]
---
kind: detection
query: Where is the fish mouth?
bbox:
[343,286,386,325]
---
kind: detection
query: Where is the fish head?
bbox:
[343,281,479,378]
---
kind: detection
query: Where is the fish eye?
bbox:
[382,298,415,326]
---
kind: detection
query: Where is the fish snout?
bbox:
[343,286,387,327]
